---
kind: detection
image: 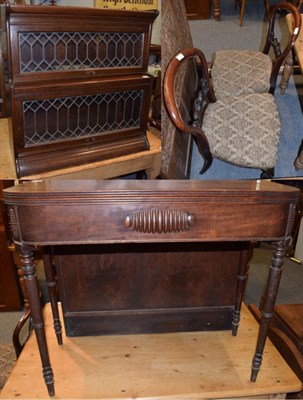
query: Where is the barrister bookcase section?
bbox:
[6,5,158,178]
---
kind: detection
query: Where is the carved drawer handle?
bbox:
[122,209,196,234]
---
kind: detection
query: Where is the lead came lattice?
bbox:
[19,31,144,73]
[23,90,143,146]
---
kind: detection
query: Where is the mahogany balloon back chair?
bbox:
[211,2,301,99]
[163,47,281,178]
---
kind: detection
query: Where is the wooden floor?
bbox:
[1,304,301,399]
[0,118,162,181]
[0,118,15,180]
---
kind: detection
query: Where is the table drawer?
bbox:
[11,201,291,244]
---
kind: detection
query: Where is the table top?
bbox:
[3,178,299,197]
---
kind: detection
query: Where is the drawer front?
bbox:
[12,201,292,244]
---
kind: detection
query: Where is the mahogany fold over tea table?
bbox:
[3,179,299,397]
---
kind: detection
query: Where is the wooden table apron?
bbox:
[3,179,299,397]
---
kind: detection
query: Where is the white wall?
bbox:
[150,0,160,44]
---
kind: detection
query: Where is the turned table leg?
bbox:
[43,248,62,345]
[232,244,252,336]
[16,244,55,397]
[251,240,286,382]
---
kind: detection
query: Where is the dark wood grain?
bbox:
[6,5,158,177]
[3,179,300,396]
[8,5,158,82]
[54,242,247,336]
[12,75,152,177]
[0,180,22,311]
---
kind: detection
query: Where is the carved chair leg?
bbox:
[260,168,274,179]
[212,0,221,21]
[135,170,147,179]
[264,0,270,15]
[240,0,246,26]
[238,0,269,26]
[280,51,293,94]
[294,139,303,170]
[12,309,31,358]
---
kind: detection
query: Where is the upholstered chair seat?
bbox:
[211,50,272,99]
[203,93,281,169]
[210,2,301,97]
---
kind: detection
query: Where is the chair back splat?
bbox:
[265,2,301,93]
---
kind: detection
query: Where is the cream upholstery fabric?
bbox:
[211,50,272,99]
[203,93,280,169]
